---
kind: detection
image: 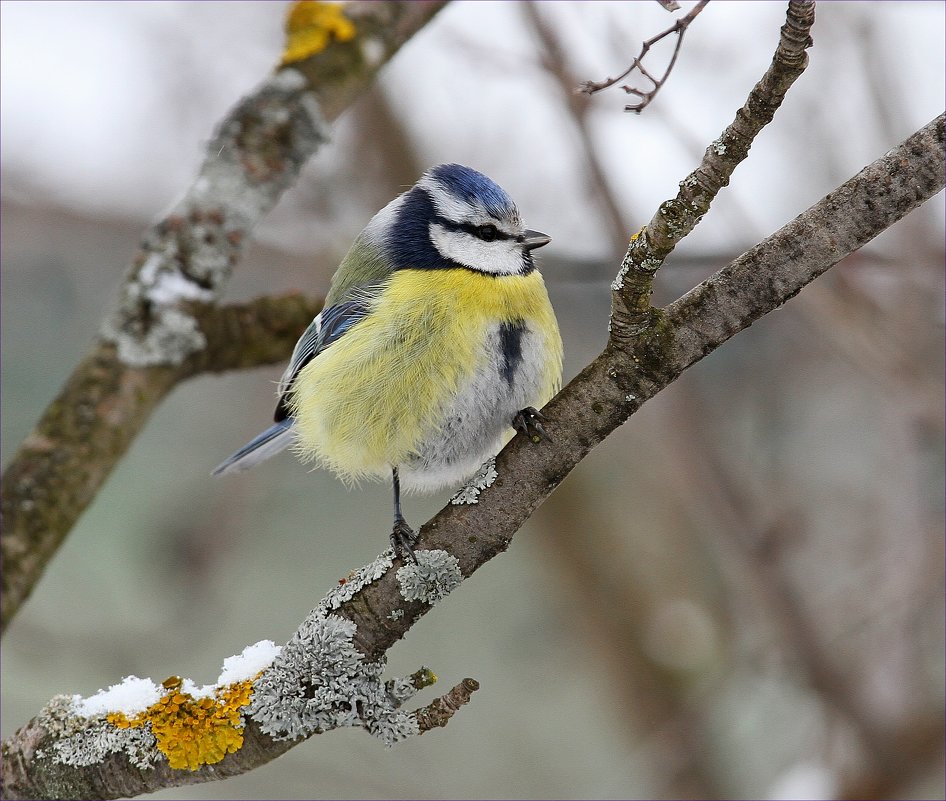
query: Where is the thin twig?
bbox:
[578,0,709,113]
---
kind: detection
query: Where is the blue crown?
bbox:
[429,163,516,220]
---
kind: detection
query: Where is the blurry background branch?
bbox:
[578,0,709,112]
[523,1,631,257]
[0,0,446,636]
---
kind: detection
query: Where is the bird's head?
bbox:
[367,164,550,276]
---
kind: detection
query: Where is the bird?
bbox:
[213,164,563,562]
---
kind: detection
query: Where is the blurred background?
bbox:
[2,2,943,799]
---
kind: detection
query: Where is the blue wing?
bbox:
[211,418,294,476]
[213,294,373,476]
[273,297,372,421]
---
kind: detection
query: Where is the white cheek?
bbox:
[429,225,522,275]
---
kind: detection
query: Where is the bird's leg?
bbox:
[512,406,550,443]
[391,466,418,563]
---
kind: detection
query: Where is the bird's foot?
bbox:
[391,516,419,564]
[512,406,550,443]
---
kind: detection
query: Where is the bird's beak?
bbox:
[522,229,552,251]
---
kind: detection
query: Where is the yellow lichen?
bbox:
[281,1,356,65]
[628,226,646,244]
[107,676,256,771]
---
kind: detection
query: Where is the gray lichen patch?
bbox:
[100,73,331,370]
[247,613,419,746]
[40,696,160,770]
[319,550,394,613]
[450,457,497,505]
[396,550,462,605]
[101,238,218,368]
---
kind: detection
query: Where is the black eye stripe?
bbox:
[432,215,514,242]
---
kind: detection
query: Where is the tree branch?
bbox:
[0,0,446,635]
[331,113,946,663]
[415,678,481,735]
[611,0,815,332]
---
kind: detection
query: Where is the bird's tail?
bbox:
[212,419,295,476]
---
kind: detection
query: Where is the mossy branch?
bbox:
[0,0,446,636]
[0,294,322,636]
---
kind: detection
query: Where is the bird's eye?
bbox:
[476,224,498,242]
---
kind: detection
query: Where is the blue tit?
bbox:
[214,164,563,561]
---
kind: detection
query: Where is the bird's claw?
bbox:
[512,406,551,443]
[391,517,419,564]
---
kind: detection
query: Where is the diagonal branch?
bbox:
[0,0,447,635]
[333,113,946,662]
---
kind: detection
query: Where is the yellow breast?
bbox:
[288,267,562,483]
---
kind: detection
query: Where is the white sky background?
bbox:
[2,0,944,261]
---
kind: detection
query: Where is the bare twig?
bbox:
[523,1,631,254]
[578,0,709,112]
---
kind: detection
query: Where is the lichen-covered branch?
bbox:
[332,113,945,664]
[1,555,472,800]
[0,0,446,635]
[610,0,815,333]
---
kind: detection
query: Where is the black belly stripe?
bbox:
[499,321,525,385]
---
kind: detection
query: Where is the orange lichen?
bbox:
[281,1,356,66]
[108,676,255,771]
